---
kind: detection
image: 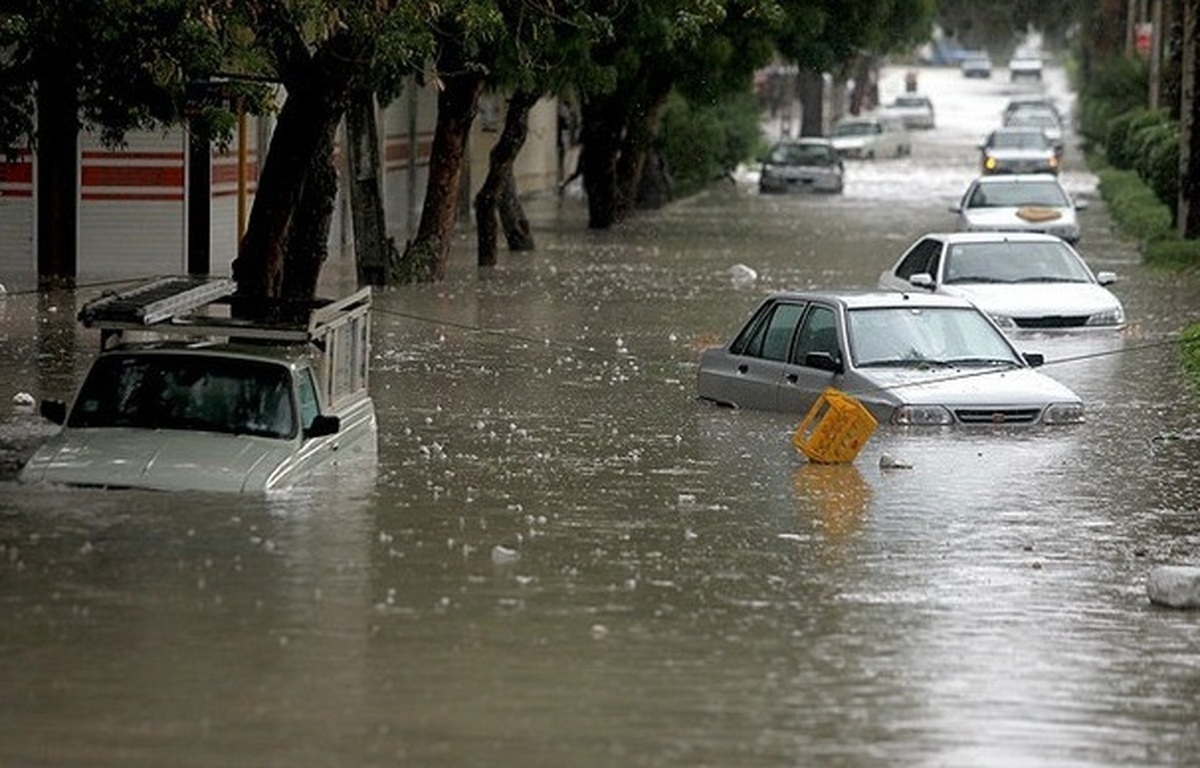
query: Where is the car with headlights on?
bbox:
[951,174,1085,244]
[1003,108,1064,154]
[829,114,911,159]
[877,232,1125,333]
[696,290,1084,426]
[19,277,378,493]
[758,138,844,194]
[980,127,1060,175]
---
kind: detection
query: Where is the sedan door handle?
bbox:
[785,373,798,383]
[737,364,749,374]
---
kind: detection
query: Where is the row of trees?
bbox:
[4,1,1191,300]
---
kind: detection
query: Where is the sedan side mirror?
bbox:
[1095,270,1117,285]
[304,414,341,439]
[908,273,936,290]
[804,351,844,374]
[1074,198,1089,210]
[39,399,67,425]
[1023,352,1045,368]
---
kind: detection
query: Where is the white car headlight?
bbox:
[891,405,954,425]
[1043,402,1085,424]
[1086,307,1126,327]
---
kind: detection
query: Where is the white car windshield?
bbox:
[769,142,837,166]
[967,181,1069,208]
[943,241,1093,284]
[834,122,876,137]
[67,353,297,439]
[848,307,1021,368]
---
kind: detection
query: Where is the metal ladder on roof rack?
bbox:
[79,276,237,327]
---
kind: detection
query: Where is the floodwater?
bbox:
[3,64,1200,767]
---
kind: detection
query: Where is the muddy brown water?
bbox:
[2,64,1199,766]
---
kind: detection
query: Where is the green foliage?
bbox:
[1181,325,1200,386]
[1075,56,1147,146]
[1095,166,1173,243]
[1145,239,1200,270]
[1099,108,1179,216]
[658,89,760,198]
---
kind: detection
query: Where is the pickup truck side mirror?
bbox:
[305,414,341,439]
[40,399,67,425]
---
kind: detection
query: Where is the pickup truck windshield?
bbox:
[67,353,297,439]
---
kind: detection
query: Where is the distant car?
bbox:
[1003,97,1062,123]
[980,127,1060,175]
[829,114,911,159]
[878,232,1126,332]
[758,138,844,194]
[695,290,1084,426]
[1003,109,1064,153]
[886,94,936,130]
[19,277,378,493]
[1009,55,1043,81]
[961,53,993,78]
[951,173,1086,244]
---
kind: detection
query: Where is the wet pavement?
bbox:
[2,63,1200,766]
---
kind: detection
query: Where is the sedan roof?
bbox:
[762,289,980,311]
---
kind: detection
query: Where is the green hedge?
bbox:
[1094,166,1173,242]
[658,90,762,199]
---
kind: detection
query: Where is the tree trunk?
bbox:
[398,71,484,281]
[346,89,389,286]
[1179,0,1200,237]
[579,94,624,229]
[233,85,342,300]
[616,77,672,215]
[280,123,338,301]
[498,169,533,251]
[798,69,825,137]
[34,59,78,287]
[475,89,538,268]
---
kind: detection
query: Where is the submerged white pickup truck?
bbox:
[19,276,377,493]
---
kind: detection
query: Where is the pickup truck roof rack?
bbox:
[80,276,372,352]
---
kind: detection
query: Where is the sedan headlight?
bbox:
[891,404,954,425]
[1086,307,1126,327]
[1043,402,1085,424]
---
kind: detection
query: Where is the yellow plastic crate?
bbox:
[792,388,878,464]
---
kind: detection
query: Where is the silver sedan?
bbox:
[696,290,1084,426]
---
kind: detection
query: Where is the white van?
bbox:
[829,114,912,159]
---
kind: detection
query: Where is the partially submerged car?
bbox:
[877,232,1126,332]
[960,53,993,78]
[885,94,936,130]
[829,114,911,159]
[758,138,844,194]
[19,276,377,493]
[951,173,1085,244]
[696,290,1084,426]
[980,127,1060,175]
[1008,55,1043,81]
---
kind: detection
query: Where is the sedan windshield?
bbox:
[847,307,1021,368]
[768,142,836,166]
[68,353,297,439]
[967,181,1069,208]
[943,241,1093,284]
[988,130,1050,150]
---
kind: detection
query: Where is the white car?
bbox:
[885,95,936,130]
[951,174,1086,244]
[829,114,911,159]
[1009,55,1043,81]
[878,232,1126,332]
[696,290,1084,426]
[19,277,378,493]
[758,138,844,194]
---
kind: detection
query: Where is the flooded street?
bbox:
[4,64,1200,766]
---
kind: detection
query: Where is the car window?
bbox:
[731,301,805,361]
[68,354,297,439]
[848,307,1019,367]
[297,368,321,431]
[971,181,1070,208]
[945,241,1093,283]
[792,306,840,366]
[895,238,943,279]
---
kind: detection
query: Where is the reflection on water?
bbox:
[2,64,1200,766]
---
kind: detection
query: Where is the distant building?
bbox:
[0,82,565,292]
